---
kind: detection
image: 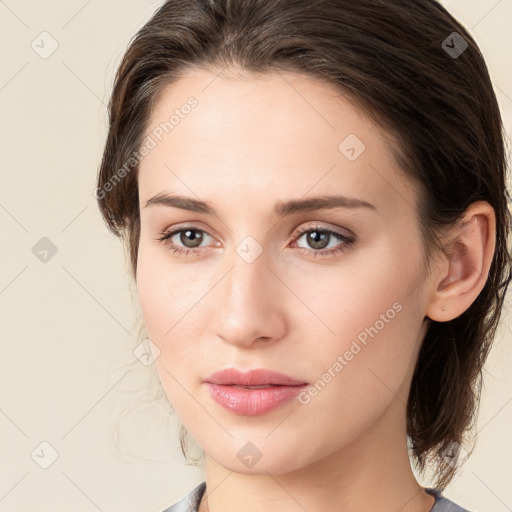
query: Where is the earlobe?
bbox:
[425,201,496,322]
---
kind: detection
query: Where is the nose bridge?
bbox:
[214,243,285,346]
[223,247,270,319]
[222,223,271,308]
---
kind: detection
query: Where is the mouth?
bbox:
[203,367,307,387]
[202,368,308,416]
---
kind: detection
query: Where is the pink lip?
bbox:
[203,368,308,416]
[204,368,307,386]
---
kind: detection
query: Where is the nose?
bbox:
[213,251,287,348]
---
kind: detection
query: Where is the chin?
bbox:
[202,437,315,476]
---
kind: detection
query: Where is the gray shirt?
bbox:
[161,481,472,512]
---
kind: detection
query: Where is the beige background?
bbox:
[0,0,511,511]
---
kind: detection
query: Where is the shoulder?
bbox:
[160,483,475,512]
[160,481,206,512]
[426,487,475,512]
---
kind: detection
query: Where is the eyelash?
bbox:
[155,224,356,258]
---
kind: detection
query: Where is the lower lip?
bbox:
[205,383,307,416]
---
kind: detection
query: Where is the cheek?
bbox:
[136,256,168,342]
[136,250,183,372]
[290,244,418,341]
[136,245,213,381]
[290,279,421,456]
[136,255,204,412]
[136,242,199,336]
[291,248,424,398]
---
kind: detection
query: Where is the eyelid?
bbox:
[291,221,355,240]
[159,222,216,240]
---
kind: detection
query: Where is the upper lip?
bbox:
[204,368,307,386]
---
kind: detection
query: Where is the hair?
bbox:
[96,0,512,491]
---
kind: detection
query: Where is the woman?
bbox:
[95,0,511,510]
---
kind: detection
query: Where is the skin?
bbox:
[136,66,495,512]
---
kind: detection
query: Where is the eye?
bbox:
[155,225,217,256]
[290,224,356,258]
[155,223,356,258]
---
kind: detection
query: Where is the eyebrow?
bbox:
[144,192,377,216]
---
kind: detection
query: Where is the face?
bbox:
[136,66,434,475]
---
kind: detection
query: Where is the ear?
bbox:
[425,201,496,322]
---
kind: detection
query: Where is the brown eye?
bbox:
[177,228,204,248]
[292,225,356,257]
[156,226,215,256]
[303,230,330,250]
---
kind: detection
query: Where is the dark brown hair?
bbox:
[96,0,512,490]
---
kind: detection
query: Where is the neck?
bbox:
[198,392,436,512]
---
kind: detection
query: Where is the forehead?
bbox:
[138,66,418,220]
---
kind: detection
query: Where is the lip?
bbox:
[203,368,307,386]
[203,368,308,416]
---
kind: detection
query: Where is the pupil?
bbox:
[181,229,203,248]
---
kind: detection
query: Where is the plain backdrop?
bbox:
[0,0,511,511]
